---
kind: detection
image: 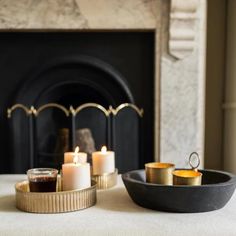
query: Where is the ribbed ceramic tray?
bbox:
[122,169,236,213]
[92,168,118,189]
[15,180,97,213]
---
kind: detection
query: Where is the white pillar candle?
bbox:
[92,146,115,175]
[64,146,87,164]
[62,155,91,191]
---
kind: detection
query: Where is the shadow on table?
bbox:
[96,187,154,213]
[0,195,19,212]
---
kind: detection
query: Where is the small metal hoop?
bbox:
[189,152,200,170]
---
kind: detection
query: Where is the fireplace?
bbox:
[0,0,206,173]
[1,32,154,173]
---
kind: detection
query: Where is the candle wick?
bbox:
[73,154,79,164]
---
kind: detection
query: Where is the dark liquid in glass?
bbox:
[29,176,57,192]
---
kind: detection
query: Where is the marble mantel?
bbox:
[0,0,207,168]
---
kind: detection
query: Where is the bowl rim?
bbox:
[122,169,236,188]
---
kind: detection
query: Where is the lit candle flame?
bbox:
[75,146,79,154]
[101,146,107,153]
[73,146,79,164]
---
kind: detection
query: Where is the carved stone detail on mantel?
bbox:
[169,0,198,59]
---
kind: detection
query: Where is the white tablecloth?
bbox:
[0,174,236,236]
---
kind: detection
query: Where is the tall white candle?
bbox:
[92,146,115,175]
[62,154,91,191]
[64,146,87,164]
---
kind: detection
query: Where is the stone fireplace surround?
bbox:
[0,0,206,168]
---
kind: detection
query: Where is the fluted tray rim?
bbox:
[15,180,97,213]
[15,180,97,194]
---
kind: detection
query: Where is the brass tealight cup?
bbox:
[173,152,202,186]
[173,170,202,186]
[145,162,175,185]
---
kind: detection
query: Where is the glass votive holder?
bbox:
[27,168,58,192]
[173,170,202,186]
[145,162,175,185]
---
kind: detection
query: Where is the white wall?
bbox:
[223,0,236,173]
[205,0,226,170]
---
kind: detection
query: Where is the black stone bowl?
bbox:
[122,169,236,213]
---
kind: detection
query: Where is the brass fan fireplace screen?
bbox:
[8,103,143,173]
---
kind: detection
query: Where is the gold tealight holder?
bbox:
[173,170,202,186]
[173,152,202,186]
[145,162,175,185]
[92,169,118,189]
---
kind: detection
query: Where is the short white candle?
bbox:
[62,155,91,191]
[92,146,115,175]
[64,146,87,164]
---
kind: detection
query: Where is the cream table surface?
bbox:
[0,174,236,236]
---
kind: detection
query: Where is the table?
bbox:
[0,175,236,236]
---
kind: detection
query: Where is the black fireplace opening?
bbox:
[0,31,155,174]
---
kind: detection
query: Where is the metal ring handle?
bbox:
[189,152,200,170]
